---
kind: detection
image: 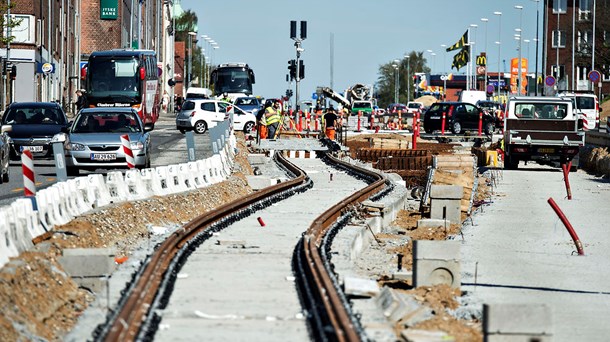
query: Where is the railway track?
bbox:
[94,148,390,341]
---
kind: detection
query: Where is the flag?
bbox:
[451,46,470,71]
[446,30,469,52]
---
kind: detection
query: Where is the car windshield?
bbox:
[3,107,66,125]
[235,98,257,106]
[408,103,420,108]
[353,102,371,109]
[72,112,141,133]
[514,103,569,119]
[575,96,595,110]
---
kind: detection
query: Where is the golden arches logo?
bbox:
[476,54,487,67]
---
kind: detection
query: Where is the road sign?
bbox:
[545,75,556,87]
[312,93,318,100]
[588,70,601,83]
[486,84,495,93]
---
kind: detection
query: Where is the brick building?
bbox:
[544,0,609,99]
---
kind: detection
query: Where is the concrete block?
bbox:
[376,287,433,325]
[73,277,110,294]
[430,198,461,224]
[430,185,463,199]
[401,329,455,342]
[247,153,269,165]
[413,240,460,288]
[484,303,552,341]
[417,219,451,229]
[392,270,412,281]
[58,248,116,278]
[343,276,379,297]
[245,175,275,190]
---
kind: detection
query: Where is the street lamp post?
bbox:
[515,5,524,95]
[531,0,541,95]
[404,54,410,102]
[187,31,197,90]
[392,59,399,104]
[440,45,447,99]
[481,18,489,93]
[494,11,503,98]
[470,24,478,90]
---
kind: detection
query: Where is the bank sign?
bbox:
[100,0,118,20]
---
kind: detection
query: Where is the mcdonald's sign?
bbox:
[476,53,487,67]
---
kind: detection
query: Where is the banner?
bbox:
[510,58,528,94]
[446,30,469,52]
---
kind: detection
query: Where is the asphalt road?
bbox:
[0,114,213,206]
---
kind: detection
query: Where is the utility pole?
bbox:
[290,21,307,112]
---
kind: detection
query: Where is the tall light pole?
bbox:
[515,5,524,95]
[440,45,447,99]
[393,59,399,104]
[187,31,196,90]
[531,0,541,95]
[481,18,489,93]
[404,54,410,102]
[494,11,503,98]
[470,24,478,90]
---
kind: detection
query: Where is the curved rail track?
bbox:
[95,150,390,342]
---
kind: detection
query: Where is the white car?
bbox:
[406,101,425,115]
[176,99,256,134]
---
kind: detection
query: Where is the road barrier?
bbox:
[0,123,236,269]
[121,134,135,169]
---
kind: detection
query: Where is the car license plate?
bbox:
[430,116,441,120]
[91,153,117,161]
[538,148,555,154]
[22,146,43,153]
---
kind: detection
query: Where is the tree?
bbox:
[376,51,430,109]
[0,1,23,47]
[175,9,198,42]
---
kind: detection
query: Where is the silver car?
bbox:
[0,125,11,184]
[65,108,152,176]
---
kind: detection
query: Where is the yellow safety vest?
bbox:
[265,107,281,125]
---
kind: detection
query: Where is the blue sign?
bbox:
[36,62,55,74]
[312,93,318,100]
[588,70,601,83]
[545,75,556,87]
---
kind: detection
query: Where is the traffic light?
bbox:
[9,64,16,80]
[288,60,296,81]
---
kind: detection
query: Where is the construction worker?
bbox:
[258,102,269,139]
[323,106,338,140]
[266,100,282,139]
[220,92,231,103]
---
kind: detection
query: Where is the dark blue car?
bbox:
[1,102,70,160]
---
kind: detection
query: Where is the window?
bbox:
[578,0,591,20]
[553,0,567,13]
[201,102,215,112]
[577,30,593,53]
[552,30,566,48]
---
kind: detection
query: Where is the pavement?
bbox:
[460,163,610,341]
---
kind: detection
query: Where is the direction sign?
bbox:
[545,75,556,87]
[588,70,601,83]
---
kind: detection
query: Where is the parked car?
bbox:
[65,107,152,176]
[423,102,495,135]
[176,99,256,134]
[233,96,261,116]
[406,101,425,115]
[0,125,11,184]
[386,103,407,115]
[0,102,69,160]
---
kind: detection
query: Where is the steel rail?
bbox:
[100,152,308,341]
[299,153,388,342]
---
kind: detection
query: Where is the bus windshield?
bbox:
[213,67,253,95]
[87,57,140,100]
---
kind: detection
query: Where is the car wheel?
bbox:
[194,120,207,134]
[451,121,462,134]
[243,121,255,133]
[67,166,80,177]
[484,122,494,135]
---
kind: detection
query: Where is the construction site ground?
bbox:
[1,132,610,341]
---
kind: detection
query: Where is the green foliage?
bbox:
[376,51,430,108]
[0,1,22,46]
[175,10,198,42]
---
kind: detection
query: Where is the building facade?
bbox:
[544,0,609,98]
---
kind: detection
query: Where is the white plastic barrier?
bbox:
[167,164,189,193]
[12,198,44,239]
[58,181,81,218]
[0,206,20,266]
[6,205,34,253]
[105,171,130,203]
[88,174,113,207]
[188,161,207,188]
[67,178,93,214]
[179,163,198,190]
[74,176,97,212]
[152,166,173,195]
[124,169,152,200]
[195,160,212,187]
[141,167,166,196]
[51,183,75,224]
[206,156,224,184]
[36,188,69,229]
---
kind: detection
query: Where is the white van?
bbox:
[458,90,487,105]
[558,91,600,130]
[186,87,212,100]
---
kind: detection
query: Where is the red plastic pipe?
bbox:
[357,111,361,131]
[478,111,483,136]
[561,161,572,200]
[441,111,446,135]
[547,197,584,255]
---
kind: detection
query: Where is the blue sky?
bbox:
[181,0,544,100]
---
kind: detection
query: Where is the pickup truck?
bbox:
[503,96,584,170]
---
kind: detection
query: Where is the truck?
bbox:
[321,83,374,115]
[503,96,584,170]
